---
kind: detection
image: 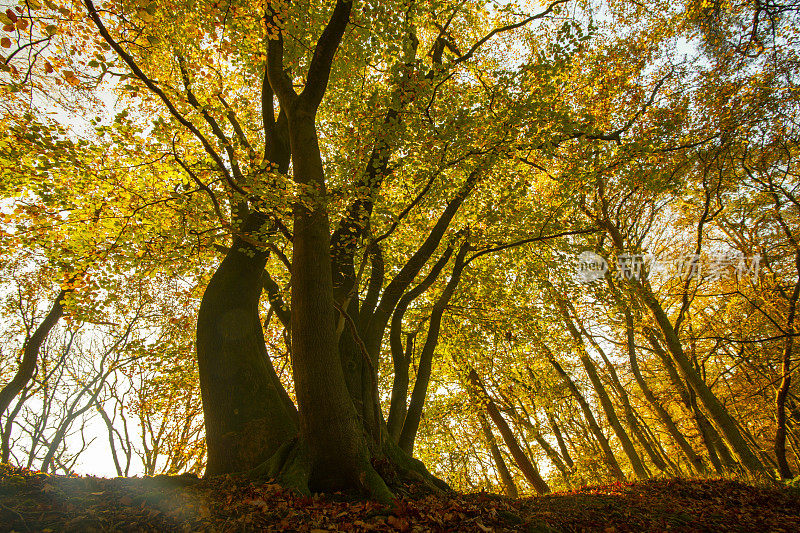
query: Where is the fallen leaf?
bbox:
[475,519,493,532]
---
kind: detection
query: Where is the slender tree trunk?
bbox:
[399,242,469,454]
[775,251,799,479]
[387,332,414,441]
[387,248,453,441]
[94,399,123,477]
[592,196,766,476]
[467,369,550,494]
[1,391,29,463]
[552,296,648,479]
[516,406,574,487]
[631,357,705,474]
[608,280,707,474]
[644,329,727,473]
[536,349,627,482]
[0,290,68,419]
[479,413,518,498]
[546,410,575,469]
[634,281,765,475]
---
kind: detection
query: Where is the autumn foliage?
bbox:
[1,0,799,516]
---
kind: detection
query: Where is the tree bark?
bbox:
[551,295,649,479]
[775,250,799,479]
[196,212,298,475]
[546,410,575,469]
[608,279,707,474]
[399,242,470,454]
[285,106,384,493]
[387,248,453,440]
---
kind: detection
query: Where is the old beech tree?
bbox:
[49,0,577,500]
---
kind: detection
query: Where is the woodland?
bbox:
[1,0,800,528]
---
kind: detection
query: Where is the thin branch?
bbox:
[452,0,570,66]
[82,0,247,197]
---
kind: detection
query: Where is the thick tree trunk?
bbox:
[286,111,387,495]
[196,213,298,475]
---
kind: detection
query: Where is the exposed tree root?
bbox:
[248,436,450,504]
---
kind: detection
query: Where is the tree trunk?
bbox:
[467,369,550,494]
[1,391,29,463]
[552,296,649,479]
[196,212,298,475]
[608,280,707,474]
[775,251,799,479]
[399,242,469,454]
[546,410,575,469]
[592,197,766,476]
[644,328,727,473]
[479,413,519,498]
[634,281,766,476]
[516,406,574,487]
[285,110,388,496]
[387,248,453,441]
[631,345,706,474]
[0,290,67,419]
[535,348,627,482]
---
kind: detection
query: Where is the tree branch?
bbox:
[300,0,353,110]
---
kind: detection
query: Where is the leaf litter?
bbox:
[1,464,799,532]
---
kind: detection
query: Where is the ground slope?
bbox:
[1,463,799,532]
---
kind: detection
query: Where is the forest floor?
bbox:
[1,463,799,532]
